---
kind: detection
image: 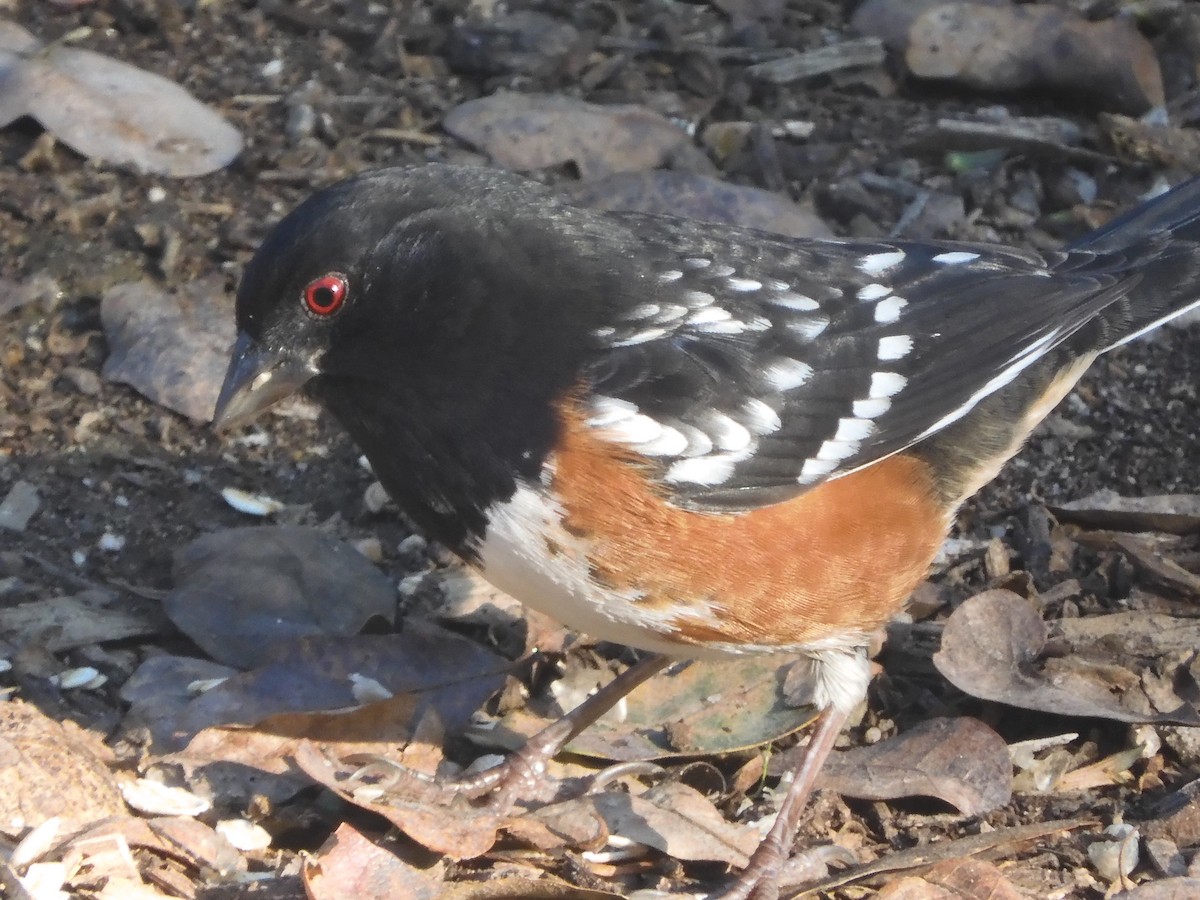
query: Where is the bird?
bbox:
[213,163,1200,899]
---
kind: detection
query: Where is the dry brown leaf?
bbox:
[0,588,162,652]
[777,717,1013,815]
[488,656,815,761]
[165,526,396,669]
[933,590,1200,724]
[0,20,241,175]
[0,700,126,835]
[100,277,235,422]
[440,878,624,899]
[293,742,507,859]
[876,858,1024,899]
[522,781,758,866]
[168,627,508,743]
[1118,878,1200,899]
[807,818,1092,894]
[304,823,443,900]
[443,92,688,179]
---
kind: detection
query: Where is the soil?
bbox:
[2,1,1200,898]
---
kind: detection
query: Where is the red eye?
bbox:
[303,273,348,317]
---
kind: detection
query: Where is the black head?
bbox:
[214,164,637,551]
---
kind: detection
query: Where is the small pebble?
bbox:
[363,481,390,513]
[353,537,384,562]
[71,550,87,567]
[397,533,427,556]
[398,572,426,598]
[54,666,107,690]
[1088,823,1139,883]
[216,818,272,852]
[120,779,211,817]
[260,58,284,78]
[0,481,40,532]
[97,532,125,552]
[147,185,167,203]
[221,487,284,517]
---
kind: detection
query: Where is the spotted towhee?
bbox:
[214,164,1200,899]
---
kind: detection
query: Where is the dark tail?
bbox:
[1067,175,1200,350]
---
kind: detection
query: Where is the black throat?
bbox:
[312,203,637,558]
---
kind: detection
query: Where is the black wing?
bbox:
[582,214,1127,511]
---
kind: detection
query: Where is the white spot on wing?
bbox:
[666,454,739,486]
[684,257,711,269]
[675,422,713,457]
[703,412,753,452]
[765,357,814,391]
[870,371,907,398]
[710,264,736,278]
[612,327,670,347]
[587,396,638,427]
[741,398,781,434]
[629,303,661,320]
[658,270,683,282]
[857,283,891,301]
[767,292,820,311]
[638,425,690,456]
[688,307,732,326]
[877,335,914,360]
[853,396,892,418]
[817,438,858,462]
[684,290,716,307]
[874,296,908,324]
[932,251,980,265]
[787,316,829,340]
[799,457,838,483]
[727,277,763,292]
[604,412,662,445]
[858,250,905,275]
[833,417,874,442]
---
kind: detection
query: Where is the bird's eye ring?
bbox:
[303,273,349,317]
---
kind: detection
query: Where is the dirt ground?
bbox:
[3,1,1200,898]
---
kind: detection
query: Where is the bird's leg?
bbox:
[709,702,851,900]
[378,652,673,811]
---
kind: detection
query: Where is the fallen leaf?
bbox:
[807,818,1091,894]
[441,878,624,898]
[164,526,395,668]
[0,700,126,834]
[1118,879,1200,899]
[592,781,758,865]
[293,741,507,858]
[876,858,1024,899]
[933,591,1200,725]
[486,656,816,761]
[100,277,235,422]
[305,823,443,900]
[169,627,509,744]
[443,92,688,179]
[0,589,162,652]
[0,20,241,175]
[772,717,1013,815]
